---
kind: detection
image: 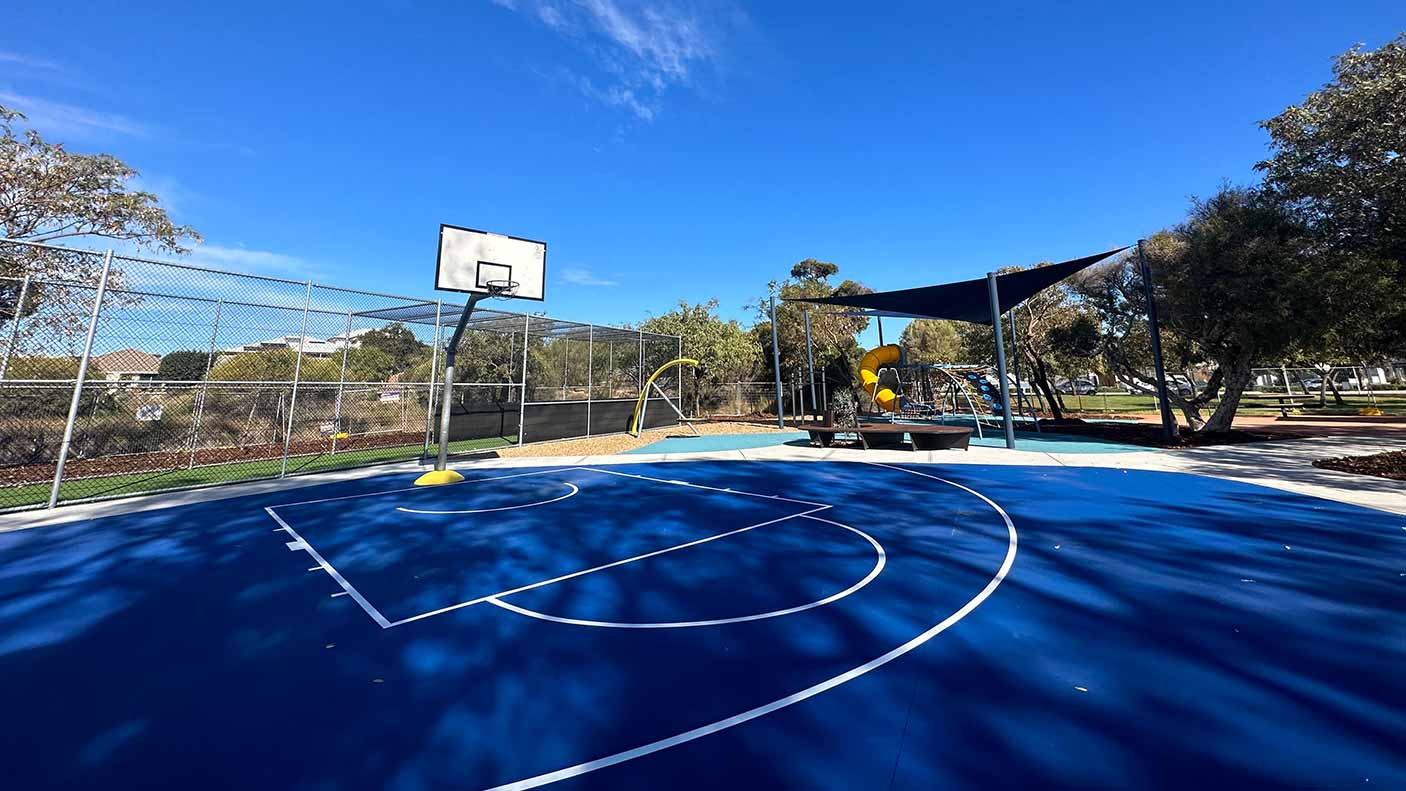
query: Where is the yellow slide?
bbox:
[859,344,902,412]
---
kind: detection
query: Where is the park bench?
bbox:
[799,422,972,451]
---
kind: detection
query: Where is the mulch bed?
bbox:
[1035,418,1306,449]
[1313,450,1406,482]
[0,431,429,486]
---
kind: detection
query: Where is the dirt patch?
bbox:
[1036,418,1306,449]
[1313,450,1406,482]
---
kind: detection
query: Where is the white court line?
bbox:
[384,505,832,628]
[480,462,1018,791]
[485,513,885,629]
[264,507,391,629]
[269,467,576,509]
[397,483,579,515]
[577,466,829,508]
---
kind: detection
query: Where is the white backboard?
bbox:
[435,224,546,301]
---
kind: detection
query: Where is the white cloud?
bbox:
[187,243,321,280]
[559,266,618,287]
[0,91,150,139]
[496,0,742,121]
[0,51,64,72]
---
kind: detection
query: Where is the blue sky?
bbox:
[3,1,1402,346]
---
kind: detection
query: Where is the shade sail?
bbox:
[787,246,1129,324]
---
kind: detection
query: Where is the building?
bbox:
[92,348,162,382]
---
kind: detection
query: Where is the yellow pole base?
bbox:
[414,469,465,486]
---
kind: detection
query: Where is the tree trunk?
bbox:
[1027,352,1064,420]
[1326,375,1347,405]
[1201,354,1254,433]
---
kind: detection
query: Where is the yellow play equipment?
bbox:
[859,344,902,412]
[629,358,700,436]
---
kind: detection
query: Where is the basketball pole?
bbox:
[417,292,487,485]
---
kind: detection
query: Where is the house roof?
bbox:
[93,348,162,373]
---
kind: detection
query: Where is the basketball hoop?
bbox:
[484,279,520,297]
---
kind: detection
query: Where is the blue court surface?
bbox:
[2,460,1403,789]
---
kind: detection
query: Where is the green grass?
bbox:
[1053,392,1406,417]
[1,435,515,510]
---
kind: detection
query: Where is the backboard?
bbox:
[435,224,546,301]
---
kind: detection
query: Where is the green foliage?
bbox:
[5,355,79,380]
[756,260,872,388]
[157,350,212,381]
[207,349,339,382]
[345,346,395,382]
[0,104,200,285]
[1256,34,1406,361]
[639,299,758,384]
[789,258,839,280]
[898,320,963,364]
[1257,34,1406,265]
[358,323,429,374]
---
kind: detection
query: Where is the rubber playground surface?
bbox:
[2,460,1403,789]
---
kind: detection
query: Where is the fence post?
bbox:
[1,273,32,381]
[279,280,313,478]
[187,298,223,469]
[48,250,113,509]
[422,300,442,457]
[330,310,353,455]
[586,324,594,436]
[517,314,530,446]
[1281,364,1294,396]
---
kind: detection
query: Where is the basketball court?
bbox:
[3,226,1403,789]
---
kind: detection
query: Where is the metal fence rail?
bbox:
[0,238,679,512]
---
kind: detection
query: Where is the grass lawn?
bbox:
[1,436,514,511]
[1051,392,1406,417]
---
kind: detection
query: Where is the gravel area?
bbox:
[498,420,792,458]
[1313,449,1406,481]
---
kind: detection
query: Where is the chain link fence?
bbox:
[0,238,678,512]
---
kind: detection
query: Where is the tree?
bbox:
[1151,188,1326,432]
[753,260,871,399]
[157,350,212,381]
[357,323,428,374]
[1257,34,1406,373]
[1,103,200,346]
[640,299,758,384]
[899,320,962,364]
[790,258,839,280]
[345,346,396,382]
[207,349,338,382]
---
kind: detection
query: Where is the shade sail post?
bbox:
[987,272,1016,449]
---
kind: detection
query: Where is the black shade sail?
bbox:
[787,246,1129,324]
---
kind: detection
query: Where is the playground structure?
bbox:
[629,358,701,437]
[854,343,1007,438]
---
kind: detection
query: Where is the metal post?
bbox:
[770,294,785,428]
[187,298,223,469]
[637,330,644,391]
[517,314,530,446]
[422,300,442,456]
[1008,309,1040,433]
[432,293,488,469]
[280,280,314,478]
[586,325,594,436]
[48,250,113,508]
[608,340,614,399]
[1,273,32,380]
[877,315,885,347]
[1281,364,1294,396]
[561,334,569,401]
[986,272,1016,450]
[1138,240,1178,441]
[677,335,684,417]
[804,309,817,420]
[330,311,353,455]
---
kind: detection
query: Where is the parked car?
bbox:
[1056,377,1098,395]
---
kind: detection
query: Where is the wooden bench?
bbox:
[799,423,972,451]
